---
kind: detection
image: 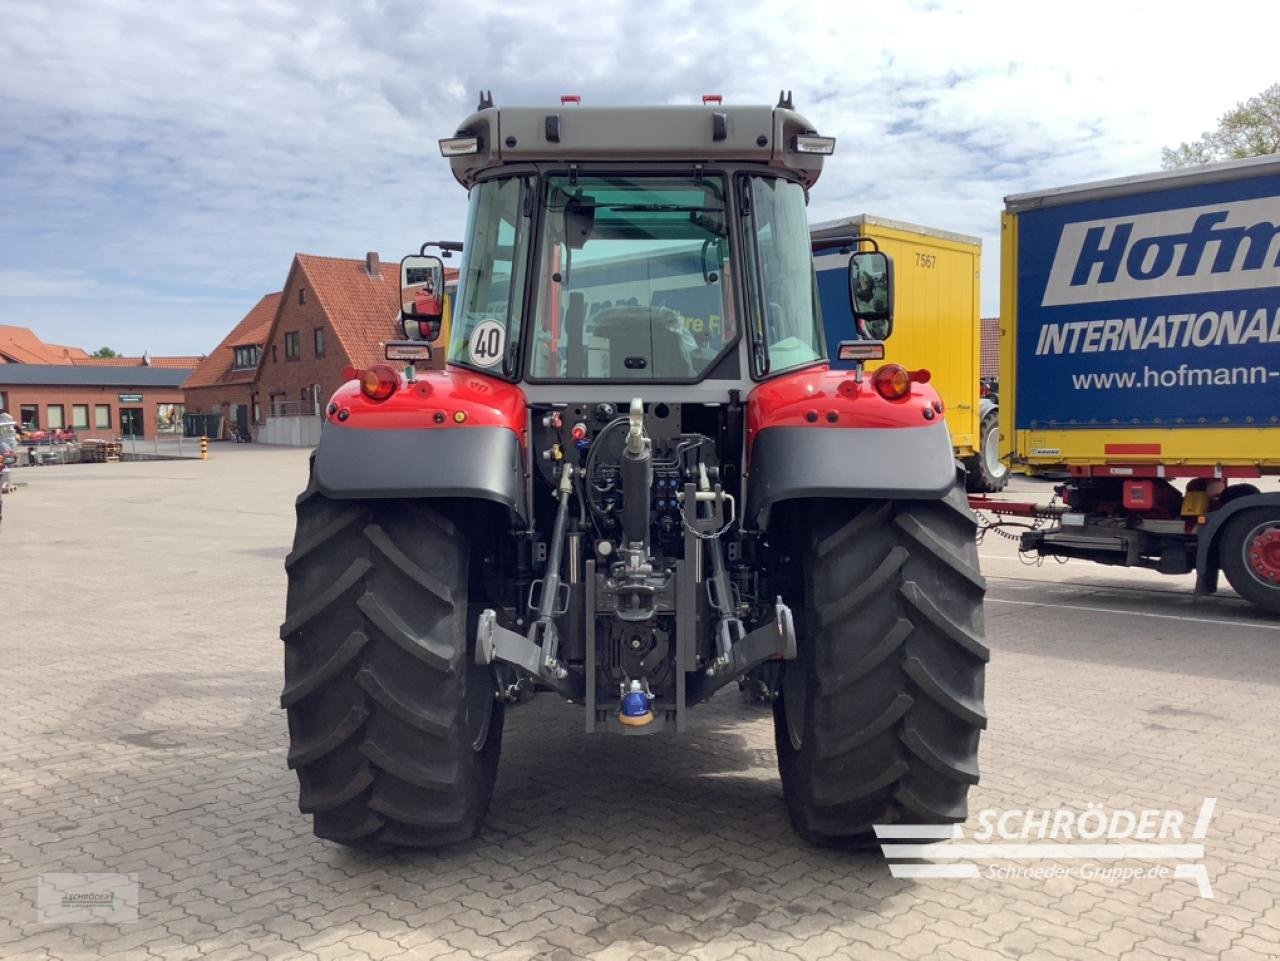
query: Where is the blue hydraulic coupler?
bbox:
[619,680,653,727]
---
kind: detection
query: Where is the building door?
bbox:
[235,404,250,441]
[120,407,144,437]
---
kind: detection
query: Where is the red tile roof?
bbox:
[0,324,198,369]
[294,254,402,370]
[183,292,282,389]
[0,325,85,364]
[74,355,203,369]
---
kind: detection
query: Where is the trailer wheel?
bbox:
[280,491,504,848]
[1219,508,1280,615]
[774,479,988,846]
[965,410,1008,493]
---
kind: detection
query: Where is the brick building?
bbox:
[182,250,453,446]
[182,292,281,440]
[0,325,200,437]
[254,252,406,445]
[0,365,191,439]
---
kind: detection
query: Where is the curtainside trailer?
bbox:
[813,216,1006,491]
[990,154,1280,612]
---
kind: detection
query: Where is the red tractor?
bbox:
[281,93,987,849]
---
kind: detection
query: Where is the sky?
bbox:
[1,0,1276,356]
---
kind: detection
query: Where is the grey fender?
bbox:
[1195,491,1280,594]
[745,421,956,529]
[979,396,997,421]
[310,422,528,523]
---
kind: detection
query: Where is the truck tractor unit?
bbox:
[984,154,1280,613]
[280,94,988,849]
[811,215,1007,493]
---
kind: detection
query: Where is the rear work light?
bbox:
[793,134,836,155]
[872,364,912,400]
[358,365,399,402]
[385,341,433,362]
[836,340,885,362]
[439,136,481,157]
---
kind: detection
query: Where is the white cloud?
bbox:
[1,0,1277,351]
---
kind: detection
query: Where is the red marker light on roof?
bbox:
[702,94,723,105]
[561,95,581,105]
[358,365,399,402]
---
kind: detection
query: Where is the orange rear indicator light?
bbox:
[359,365,399,402]
[872,364,912,400]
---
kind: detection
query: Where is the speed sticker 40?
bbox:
[468,319,505,368]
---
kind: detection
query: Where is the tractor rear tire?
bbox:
[965,410,1008,493]
[280,490,504,848]
[774,479,988,847]
[1218,507,1280,614]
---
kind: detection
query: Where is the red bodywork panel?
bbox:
[326,367,527,437]
[745,363,943,450]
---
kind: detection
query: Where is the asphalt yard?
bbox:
[3,449,1279,960]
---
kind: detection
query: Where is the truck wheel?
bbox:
[1219,508,1280,614]
[280,491,504,848]
[774,480,988,846]
[965,410,1008,493]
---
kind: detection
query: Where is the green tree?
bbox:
[91,346,119,358]
[1162,83,1280,169]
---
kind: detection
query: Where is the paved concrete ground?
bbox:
[3,448,1279,961]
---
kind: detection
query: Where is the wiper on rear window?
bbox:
[601,203,723,212]
[547,201,724,213]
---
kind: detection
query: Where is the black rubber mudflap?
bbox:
[280,491,503,848]
[774,479,988,846]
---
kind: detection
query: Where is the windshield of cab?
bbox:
[528,175,736,380]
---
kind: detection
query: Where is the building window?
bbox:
[72,404,89,429]
[95,405,111,429]
[233,345,260,370]
[271,344,278,363]
[20,404,39,429]
[313,327,325,358]
[285,331,300,360]
[252,394,261,424]
[47,404,65,429]
[312,384,323,415]
[299,287,306,305]
[157,403,184,434]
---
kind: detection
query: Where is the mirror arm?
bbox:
[419,240,464,258]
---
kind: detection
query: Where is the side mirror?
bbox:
[849,250,894,340]
[401,254,446,341]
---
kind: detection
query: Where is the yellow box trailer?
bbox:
[812,215,1006,491]
[992,155,1280,612]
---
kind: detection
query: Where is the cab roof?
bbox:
[443,98,832,189]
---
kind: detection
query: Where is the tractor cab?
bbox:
[399,94,848,394]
